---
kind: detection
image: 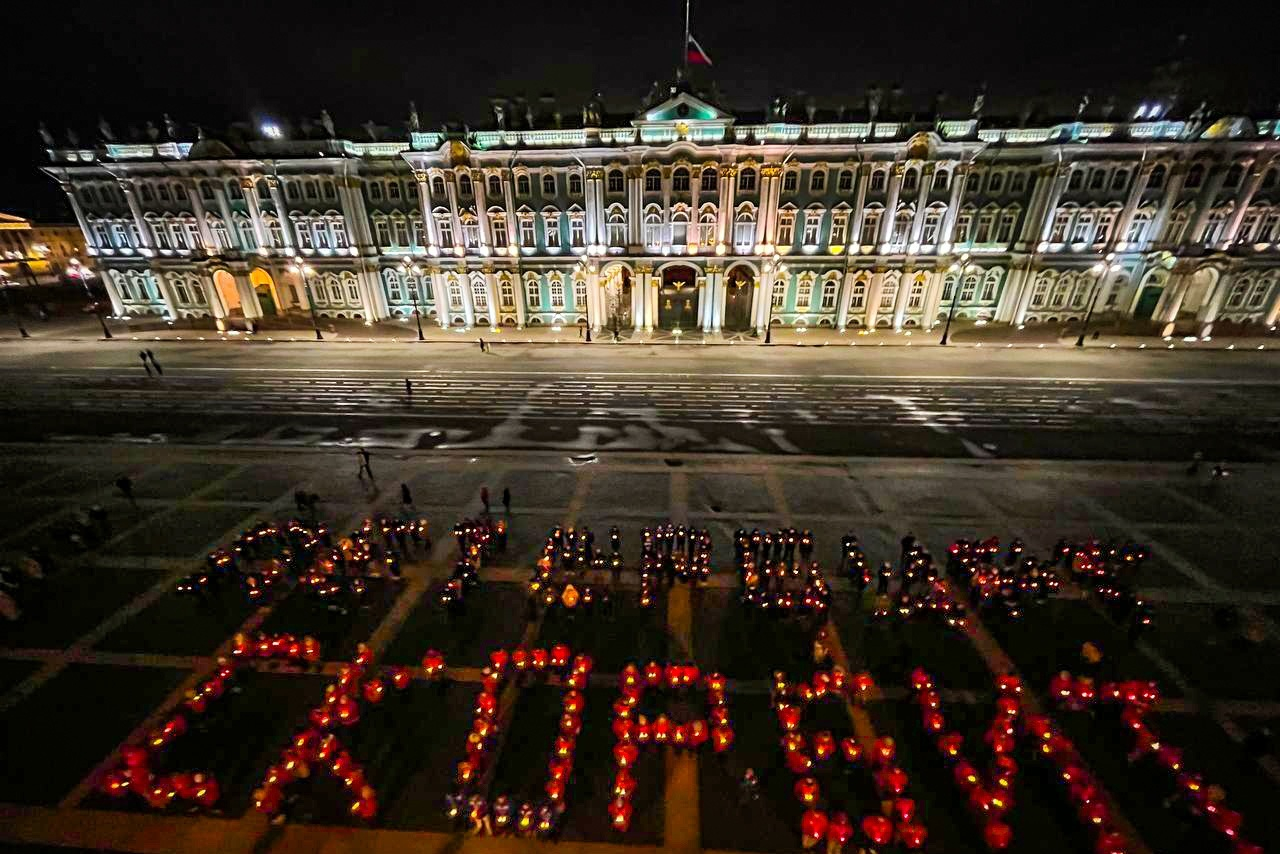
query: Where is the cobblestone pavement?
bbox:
[1,445,1278,853]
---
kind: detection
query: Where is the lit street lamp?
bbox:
[1076,252,1122,348]
[762,253,785,344]
[68,258,111,339]
[400,258,426,341]
[288,256,324,341]
[576,259,593,343]
[0,270,30,338]
[939,253,971,346]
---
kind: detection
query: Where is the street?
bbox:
[0,340,1278,459]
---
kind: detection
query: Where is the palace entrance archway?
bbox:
[212,270,241,316]
[602,265,632,332]
[250,268,278,316]
[723,264,755,332]
[658,265,697,331]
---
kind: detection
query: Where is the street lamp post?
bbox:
[763,254,784,344]
[68,258,111,339]
[0,270,30,338]
[288,256,324,341]
[939,252,970,346]
[1076,252,1119,348]
[401,259,426,341]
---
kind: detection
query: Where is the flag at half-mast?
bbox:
[686,34,713,66]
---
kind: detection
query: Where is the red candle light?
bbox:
[801,809,829,841]
[362,679,385,704]
[712,724,734,752]
[609,796,633,831]
[828,811,854,845]
[794,776,820,805]
[840,737,864,764]
[899,823,928,850]
[983,819,1012,851]
[862,814,893,846]
[422,649,446,677]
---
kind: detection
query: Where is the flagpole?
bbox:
[682,0,691,79]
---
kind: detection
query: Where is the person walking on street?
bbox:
[405,378,413,399]
[1186,451,1203,477]
[356,448,374,481]
[480,486,490,513]
[139,351,152,377]
[115,475,137,509]
[400,482,413,506]
[501,487,511,514]
[145,349,162,376]
[477,337,486,354]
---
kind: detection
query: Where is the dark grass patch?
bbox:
[380,582,529,669]
[82,669,327,817]
[95,582,261,656]
[258,577,402,662]
[0,663,186,804]
[0,566,165,650]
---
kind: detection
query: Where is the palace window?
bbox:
[671,210,689,246]
[569,173,584,195]
[369,181,384,201]
[174,281,191,305]
[491,215,508,248]
[322,181,337,201]
[526,277,541,309]
[933,168,950,191]
[980,271,998,301]
[462,219,481,249]
[394,219,410,247]
[459,174,474,197]
[1094,211,1116,245]
[543,213,561,248]
[1068,169,1085,191]
[1071,211,1094,243]
[921,209,941,245]
[860,209,881,245]
[996,211,1017,244]
[838,169,854,192]
[901,168,918,193]
[472,276,488,309]
[739,167,757,192]
[608,210,627,246]
[821,279,838,309]
[796,278,812,310]
[448,279,464,310]
[388,181,401,200]
[516,174,531,196]
[608,170,624,193]
[570,217,585,247]
[783,171,798,192]
[811,170,827,193]
[549,278,565,309]
[645,211,663,249]
[1010,171,1027,193]
[771,277,786,308]
[265,219,283,248]
[1185,163,1205,189]
[432,176,447,197]
[157,184,171,203]
[1126,211,1152,244]
[140,183,155,202]
[94,222,112,247]
[1237,211,1260,243]
[386,270,403,302]
[802,211,821,245]
[849,280,866,309]
[500,277,515,308]
[1262,211,1280,241]
[954,211,973,243]
[673,168,690,191]
[1050,209,1072,242]
[699,209,716,246]
[645,169,661,192]
[869,169,887,192]
[375,220,391,247]
[438,217,455,247]
[1111,170,1129,192]
[988,172,1005,194]
[941,275,956,302]
[830,210,849,245]
[542,174,556,195]
[312,221,329,250]
[238,219,257,249]
[488,175,502,197]
[573,278,587,309]
[1224,164,1244,189]
[1248,277,1272,308]
[776,211,795,245]
[1088,170,1106,191]
[151,221,171,250]
[1201,210,1228,246]
[907,278,925,309]
[346,279,360,304]
[1163,209,1190,244]
[519,218,535,247]
[203,181,219,201]
[974,212,994,244]
[734,209,755,247]
[700,168,717,191]
[1147,164,1166,190]
[960,274,979,303]
[879,277,897,309]
[1071,277,1091,308]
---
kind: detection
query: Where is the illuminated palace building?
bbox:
[41,86,1280,337]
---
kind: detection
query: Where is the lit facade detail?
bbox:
[41,91,1280,336]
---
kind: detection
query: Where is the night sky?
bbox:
[5,0,1277,221]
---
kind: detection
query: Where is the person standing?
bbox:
[138,351,152,377]
[477,337,486,354]
[480,485,490,513]
[115,475,137,509]
[502,486,511,514]
[404,378,413,399]
[400,482,413,506]
[145,349,162,376]
[356,448,373,481]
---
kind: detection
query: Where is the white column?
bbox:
[484,270,499,327]
[648,268,659,330]
[120,181,155,250]
[923,269,946,326]
[240,178,270,252]
[865,271,885,328]
[1154,272,1190,324]
[235,272,262,319]
[908,165,934,247]
[1148,162,1188,247]
[628,168,644,248]
[758,164,782,247]
[1222,157,1271,245]
[150,269,179,319]
[1265,282,1280,327]
[1112,162,1154,251]
[513,273,528,328]
[1186,166,1230,247]
[999,265,1030,324]
[445,177,464,255]
[474,171,492,249]
[416,172,441,251]
[61,182,98,250]
[940,165,969,247]
[1036,167,1072,245]
[701,268,718,332]
[212,184,239,250]
[266,178,293,252]
[202,273,227,320]
[587,265,602,331]
[717,166,737,247]
[186,183,215,251]
[848,164,872,252]
[460,271,476,327]
[713,267,727,331]
[1014,166,1051,250]
[99,270,125,315]
[836,269,857,331]
[632,267,648,330]
[432,269,451,327]
[892,271,913,330]
[878,165,904,246]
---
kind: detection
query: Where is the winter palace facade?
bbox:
[41,89,1280,338]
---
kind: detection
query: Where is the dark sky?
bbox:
[5,0,1277,221]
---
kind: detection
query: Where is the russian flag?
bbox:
[687,35,713,66]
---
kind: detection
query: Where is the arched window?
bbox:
[933,168,950,191]
[838,169,855,192]
[890,208,912,249]
[644,169,661,192]
[701,168,718,192]
[1224,164,1244,189]
[901,168,918,193]
[542,174,556,195]
[802,208,823,245]
[569,173,583,195]
[644,209,663,249]
[1126,210,1153,244]
[810,169,827,193]
[1148,164,1167,190]
[525,275,541,310]
[499,275,515,309]
[368,181,384,201]
[1225,278,1249,308]
[821,277,839,309]
[921,207,944,245]
[771,276,787,308]
[607,207,627,247]
[776,209,797,245]
[673,168,690,191]
[878,275,898,310]
[608,170,624,193]
[431,176,446,197]
[387,180,401,200]
[669,210,691,249]
[1030,272,1054,308]
[960,273,980,303]
[698,206,717,247]
[515,174,530,196]
[980,270,1001,302]
[733,206,756,247]
[1050,277,1071,308]
[1247,275,1273,308]
[849,278,867,309]
[1070,276,1091,308]
[869,169,887,192]
[1110,170,1129,192]
[738,167,757,192]
[459,173,473,197]
[573,277,587,310]
[1185,163,1205,189]
[1067,169,1085,191]
[304,181,318,201]
[860,207,883,245]
[906,276,926,309]
[471,274,488,310]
